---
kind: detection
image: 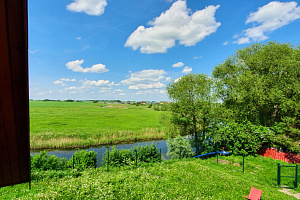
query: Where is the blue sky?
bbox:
[29,0,300,101]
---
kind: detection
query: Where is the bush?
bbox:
[103,144,161,166]
[31,150,97,171]
[68,150,97,170]
[31,151,68,171]
[216,121,273,155]
[167,136,194,159]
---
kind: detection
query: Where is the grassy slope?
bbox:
[1,156,298,199]
[30,101,166,149]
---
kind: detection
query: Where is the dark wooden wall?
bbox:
[0,0,30,187]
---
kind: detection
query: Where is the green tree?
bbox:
[166,73,216,154]
[213,42,300,152]
[166,135,194,159]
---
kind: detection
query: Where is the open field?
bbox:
[1,155,299,199]
[30,101,166,149]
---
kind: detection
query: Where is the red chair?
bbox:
[244,187,263,200]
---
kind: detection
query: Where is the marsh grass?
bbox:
[0,155,298,199]
[30,101,166,149]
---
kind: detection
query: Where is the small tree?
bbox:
[166,73,216,154]
[167,136,194,159]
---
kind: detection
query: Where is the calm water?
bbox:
[31,140,170,167]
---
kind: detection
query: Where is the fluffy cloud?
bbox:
[182,66,192,73]
[82,79,114,87]
[136,89,165,95]
[125,0,220,54]
[66,0,107,16]
[66,59,109,73]
[54,78,77,86]
[172,62,184,68]
[121,69,168,90]
[234,1,300,44]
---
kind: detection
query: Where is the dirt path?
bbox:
[279,188,300,199]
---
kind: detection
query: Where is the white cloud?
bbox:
[136,89,165,95]
[182,66,192,74]
[172,62,184,68]
[234,1,300,44]
[121,69,167,90]
[66,59,109,73]
[54,78,77,86]
[193,56,202,59]
[119,93,126,96]
[29,49,39,54]
[66,0,108,16]
[114,89,123,92]
[174,77,182,82]
[76,37,82,40]
[82,79,114,87]
[223,41,228,46]
[60,78,76,82]
[37,91,54,95]
[125,0,221,54]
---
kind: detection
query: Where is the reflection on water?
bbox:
[31,140,170,167]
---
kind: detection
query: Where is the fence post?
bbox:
[179,147,182,160]
[296,164,298,188]
[135,149,138,168]
[107,148,109,172]
[277,163,280,186]
[243,154,245,173]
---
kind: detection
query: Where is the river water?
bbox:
[31,139,170,167]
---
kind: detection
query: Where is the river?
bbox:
[31,139,170,167]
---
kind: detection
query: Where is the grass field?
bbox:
[1,155,299,199]
[30,101,166,149]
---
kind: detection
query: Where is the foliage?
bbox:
[166,73,216,154]
[213,42,299,126]
[103,143,161,166]
[152,103,168,111]
[167,135,194,159]
[134,143,162,163]
[31,151,68,171]
[215,121,274,155]
[68,150,97,170]
[31,150,97,171]
[213,42,299,151]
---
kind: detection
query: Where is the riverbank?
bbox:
[30,101,167,149]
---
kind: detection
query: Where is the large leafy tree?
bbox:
[212,42,300,151]
[166,73,216,153]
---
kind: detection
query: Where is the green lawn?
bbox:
[30,101,166,149]
[1,155,298,199]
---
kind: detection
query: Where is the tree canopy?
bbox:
[166,73,216,153]
[166,42,300,155]
[213,41,300,152]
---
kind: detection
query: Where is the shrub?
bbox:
[103,144,161,166]
[216,121,273,155]
[167,135,194,159]
[68,150,97,170]
[31,151,68,171]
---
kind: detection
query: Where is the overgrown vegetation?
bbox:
[1,155,298,199]
[103,143,162,166]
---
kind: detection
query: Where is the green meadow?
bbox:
[1,155,298,199]
[30,101,166,149]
